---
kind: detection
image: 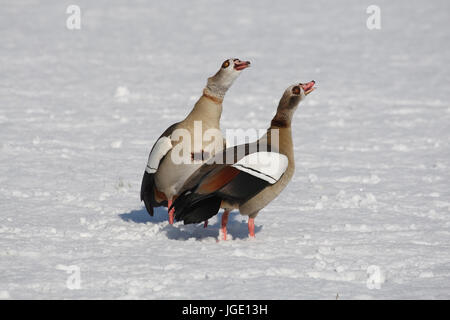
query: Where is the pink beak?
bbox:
[233,60,251,71]
[300,80,316,95]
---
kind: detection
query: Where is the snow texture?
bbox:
[0,0,449,299]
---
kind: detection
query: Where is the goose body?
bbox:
[140,59,250,223]
[172,81,316,238]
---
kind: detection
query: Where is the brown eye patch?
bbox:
[222,60,230,68]
[292,86,301,95]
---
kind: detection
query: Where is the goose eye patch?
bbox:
[292,86,301,95]
[222,60,230,68]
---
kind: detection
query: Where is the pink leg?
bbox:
[248,217,255,238]
[167,199,174,225]
[203,220,208,228]
[221,210,230,240]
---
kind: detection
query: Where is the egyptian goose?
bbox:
[171,81,316,239]
[140,58,251,224]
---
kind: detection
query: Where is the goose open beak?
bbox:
[300,80,316,95]
[234,59,251,71]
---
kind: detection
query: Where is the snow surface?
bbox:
[1,0,449,299]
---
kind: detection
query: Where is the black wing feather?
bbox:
[173,171,270,224]
[182,196,222,224]
[140,172,155,216]
[140,123,178,216]
[172,137,278,224]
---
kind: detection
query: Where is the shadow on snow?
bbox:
[119,207,262,240]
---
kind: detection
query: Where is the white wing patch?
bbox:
[232,152,288,184]
[145,136,172,174]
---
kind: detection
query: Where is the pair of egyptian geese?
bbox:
[140,58,315,240]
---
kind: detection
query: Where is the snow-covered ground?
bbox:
[1,0,449,299]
